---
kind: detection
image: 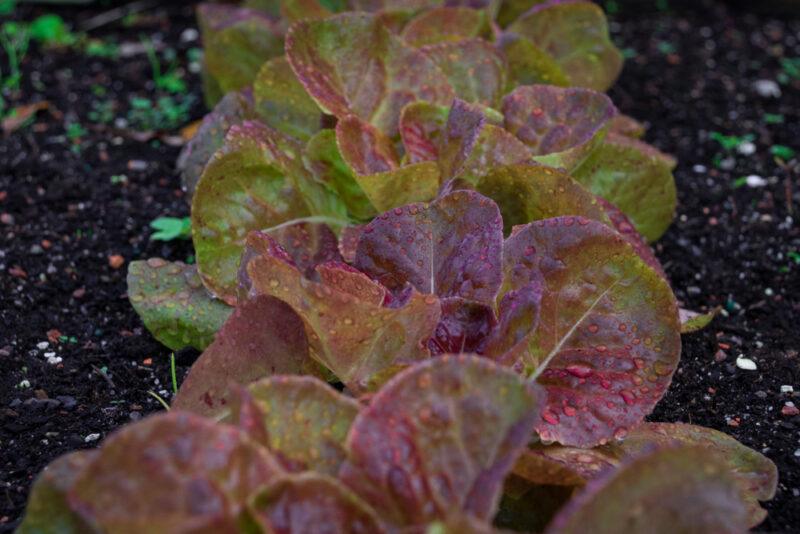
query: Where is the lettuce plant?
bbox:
[139,8,676,351]
[19,356,776,532]
[139,78,674,350]
[197,0,623,107]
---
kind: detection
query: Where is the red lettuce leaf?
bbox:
[354,190,504,305]
[286,13,454,136]
[68,412,283,532]
[506,0,623,92]
[127,258,233,352]
[177,89,255,198]
[544,446,750,533]
[501,84,616,170]
[339,355,544,528]
[502,217,681,447]
[17,451,98,534]
[245,473,385,533]
[400,7,489,47]
[231,376,361,475]
[245,232,441,394]
[172,295,314,417]
[197,3,284,104]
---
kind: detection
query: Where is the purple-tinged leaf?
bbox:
[68,412,283,533]
[495,0,547,27]
[608,113,646,139]
[17,451,97,534]
[172,295,314,417]
[616,423,777,527]
[264,222,343,281]
[595,196,666,279]
[336,115,399,176]
[192,122,310,304]
[507,0,623,92]
[503,217,681,447]
[245,234,441,394]
[474,163,610,234]
[304,129,376,221]
[497,33,571,89]
[354,161,442,212]
[513,444,617,487]
[339,355,544,528]
[427,297,497,355]
[177,89,255,199]
[339,224,366,263]
[127,258,233,351]
[316,261,387,306]
[399,101,450,164]
[279,0,333,22]
[401,7,489,47]
[482,277,543,366]
[501,85,616,170]
[440,99,531,182]
[679,307,720,334]
[197,3,284,103]
[572,133,677,242]
[354,190,504,305]
[421,39,506,107]
[544,447,750,534]
[253,56,323,141]
[286,13,455,136]
[232,376,360,475]
[245,473,385,534]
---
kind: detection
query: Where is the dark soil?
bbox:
[0,0,798,531]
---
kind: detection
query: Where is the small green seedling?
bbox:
[85,39,120,59]
[770,144,795,161]
[779,57,800,81]
[29,14,76,47]
[128,95,194,131]
[763,113,784,124]
[0,21,30,112]
[150,216,191,241]
[0,0,16,16]
[142,37,186,94]
[709,131,754,151]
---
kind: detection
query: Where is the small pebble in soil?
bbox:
[35,342,48,350]
[737,141,756,155]
[782,403,799,416]
[781,385,794,394]
[753,79,781,98]
[745,174,767,187]
[735,354,758,370]
[108,254,125,269]
[84,433,101,443]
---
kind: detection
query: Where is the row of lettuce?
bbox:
[19,2,775,533]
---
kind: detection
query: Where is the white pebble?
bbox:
[781,385,794,393]
[180,28,199,43]
[84,433,101,443]
[736,355,758,371]
[754,79,781,98]
[36,341,49,350]
[737,141,756,155]
[43,352,62,365]
[693,164,707,173]
[746,175,767,188]
[18,379,30,388]
[795,449,800,458]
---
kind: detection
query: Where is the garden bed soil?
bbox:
[0,0,798,531]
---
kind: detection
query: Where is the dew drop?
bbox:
[619,390,635,406]
[542,410,559,425]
